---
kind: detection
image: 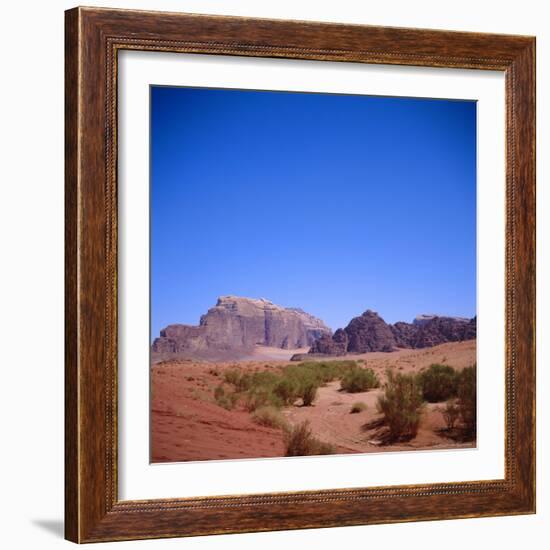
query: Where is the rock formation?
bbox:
[392,315,476,349]
[309,328,349,355]
[152,296,331,358]
[345,310,398,353]
[309,310,476,355]
[413,313,470,326]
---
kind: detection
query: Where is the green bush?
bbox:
[223,368,241,386]
[311,362,341,384]
[243,386,282,412]
[224,360,364,416]
[274,377,300,405]
[287,360,358,386]
[376,370,424,440]
[236,373,253,392]
[250,370,280,389]
[301,381,318,406]
[284,421,336,456]
[251,406,289,430]
[439,398,460,430]
[278,366,321,406]
[340,367,380,393]
[350,402,368,414]
[418,364,459,402]
[457,365,477,435]
[316,441,337,455]
[214,384,238,410]
[214,384,225,400]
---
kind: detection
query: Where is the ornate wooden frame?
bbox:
[65,6,536,543]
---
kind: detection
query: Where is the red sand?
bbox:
[151,340,476,462]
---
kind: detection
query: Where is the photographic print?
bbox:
[150,86,477,463]
[65,9,536,540]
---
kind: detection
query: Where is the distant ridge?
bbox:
[309,310,476,355]
[413,313,470,326]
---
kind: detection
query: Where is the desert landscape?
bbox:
[151,296,477,462]
[149,88,477,464]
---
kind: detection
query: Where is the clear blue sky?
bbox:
[151,86,476,336]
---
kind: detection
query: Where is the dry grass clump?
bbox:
[252,406,289,430]
[376,370,424,441]
[284,421,336,456]
[350,402,368,414]
[418,364,459,403]
[273,377,300,405]
[340,367,380,393]
[243,387,283,412]
[222,360,362,411]
[214,384,239,410]
[457,365,477,436]
[439,398,460,430]
[436,365,476,440]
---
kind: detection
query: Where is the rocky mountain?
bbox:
[152,296,331,358]
[309,328,349,355]
[308,310,476,355]
[393,315,476,349]
[413,314,470,326]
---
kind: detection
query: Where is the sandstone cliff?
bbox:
[152,296,331,358]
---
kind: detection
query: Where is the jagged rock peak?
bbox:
[309,309,476,356]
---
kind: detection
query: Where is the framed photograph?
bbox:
[65,7,536,543]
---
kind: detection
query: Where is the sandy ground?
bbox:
[283,382,473,454]
[241,346,310,361]
[151,362,286,461]
[151,340,476,462]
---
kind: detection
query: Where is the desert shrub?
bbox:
[250,370,279,389]
[284,421,313,456]
[236,373,253,392]
[227,368,280,391]
[313,363,341,384]
[316,441,337,455]
[334,360,361,369]
[243,386,282,412]
[457,365,477,435]
[323,360,358,380]
[350,402,368,414]
[439,398,461,430]
[226,366,305,411]
[274,377,300,405]
[284,421,336,457]
[251,406,289,430]
[287,360,358,387]
[223,368,241,386]
[279,366,321,406]
[214,384,238,410]
[283,365,315,386]
[418,364,459,402]
[340,367,380,393]
[227,360,364,415]
[223,368,258,393]
[376,370,424,440]
[295,363,332,385]
[301,381,318,406]
[310,361,354,384]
